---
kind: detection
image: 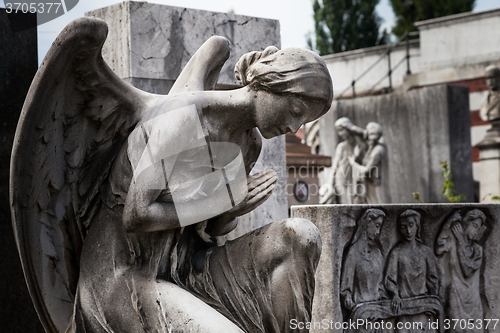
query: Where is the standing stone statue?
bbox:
[480,65,500,124]
[436,210,486,333]
[477,65,500,202]
[340,209,386,332]
[10,18,333,333]
[348,122,390,204]
[385,210,440,333]
[319,117,365,204]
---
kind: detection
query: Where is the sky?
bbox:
[1,0,499,64]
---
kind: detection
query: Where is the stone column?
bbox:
[86,2,288,238]
[476,124,500,202]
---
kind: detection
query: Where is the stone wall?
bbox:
[292,204,500,333]
[319,84,474,203]
[0,8,42,332]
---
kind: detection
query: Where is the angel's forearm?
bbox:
[123,183,181,233]
[124,199,181,233]
[206,215,238,236]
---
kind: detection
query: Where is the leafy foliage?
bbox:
[390,0,475,37]
[312,0,389,55]
[482,193,500,202]
[412,161,466,203]
[440,161,466,203]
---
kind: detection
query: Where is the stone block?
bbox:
[292,204,500,332]
[86,1,281,94]
[320,85,474,203]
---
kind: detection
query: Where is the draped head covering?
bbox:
[235,46,334,116]
[351,208,386,245]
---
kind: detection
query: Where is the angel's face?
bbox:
[465,218,482,241]
[253,90,323,139]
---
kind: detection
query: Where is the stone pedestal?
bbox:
[292,204,500,333]
[86,2,287,239]
[0,8,41,332]
[476,124,500,202]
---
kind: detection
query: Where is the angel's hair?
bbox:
[398,209,422,241]
[235,46,334,117]
[463,209,486,226]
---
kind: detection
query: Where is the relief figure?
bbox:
[385,210,440,333]
[436,210,486,333]
[341,209,386,308]
[341,209,387,332]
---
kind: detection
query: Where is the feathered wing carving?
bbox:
[10,17,151,333]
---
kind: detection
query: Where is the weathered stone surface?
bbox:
[221,135,288,241]
[87,3,286,237]
[0,8,41,332]
[320,85,474,203]
[11,17,333,333]
[86,1,281,93]
[292,204,500,332]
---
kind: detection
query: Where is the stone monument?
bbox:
[477,65,500,202]
[11,17,333,333]
[319,85,474,203]
[320,118,389,204]
[292,204,499,333]
[85,1,288,238]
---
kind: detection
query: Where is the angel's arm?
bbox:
[123,178,181,233]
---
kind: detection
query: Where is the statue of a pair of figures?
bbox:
[10,18,333,332]
[320,118,389,205]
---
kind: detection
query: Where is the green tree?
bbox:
[390,0,475,37]
[312,0,389,56]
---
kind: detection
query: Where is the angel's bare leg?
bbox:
[152,280,244,332]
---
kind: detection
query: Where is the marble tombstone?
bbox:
[292,204,500,333]
[319,117,389,205]
[10,17,333,333]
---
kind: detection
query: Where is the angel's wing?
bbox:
[10,17,151,333]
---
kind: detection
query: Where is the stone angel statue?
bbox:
[10,18,333,333]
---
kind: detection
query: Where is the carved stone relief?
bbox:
[339,207,491,333]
